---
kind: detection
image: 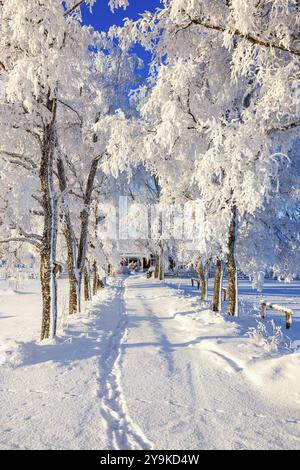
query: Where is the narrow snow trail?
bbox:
[1,275,300,449]
[97,277,152,450]
[0,276,152,450]
[120,275,300,450]
[0,278,130,450]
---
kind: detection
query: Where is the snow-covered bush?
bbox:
[248,319,286,353]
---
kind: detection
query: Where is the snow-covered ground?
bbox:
[0,274,300,449]
[166,276,300,342]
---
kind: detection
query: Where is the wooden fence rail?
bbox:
[260,301,294,329]
[191,278,200,289]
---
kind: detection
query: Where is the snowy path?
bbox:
[97,279,152,450]
[120,275,300,450]
[0,278,129,450]
[1,274,300,449]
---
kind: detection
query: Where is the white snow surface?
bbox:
[0,274,300,450]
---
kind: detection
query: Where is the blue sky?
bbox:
[82,0,162,78]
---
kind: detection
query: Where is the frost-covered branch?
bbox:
[0,237,42,249]
[267,120,300,134]
[58,99,83,126]
[1,151,38,170]
[179,16,300,58]
[63,0,85,17]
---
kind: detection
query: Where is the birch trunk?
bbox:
[154,253,159,279]
[76,156,101,298]
[57,152,79,315]
[66,247,78,315]
[40,96,58,341]
[228,206,238,316]
[40,252,52,341]
[77,276,83,313]
[84,265,90,302]
[197,260,210,301]
[197,267,207,300]
[158,244,165,281]
[93,260,98,296]
[57,153,101,314]
[213,259,223,312]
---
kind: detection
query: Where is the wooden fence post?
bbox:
[260,301,293,329]
[261,301,267,319]
[286,312,292,329]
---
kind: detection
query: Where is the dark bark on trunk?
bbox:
[66,247,78,315]
[76,157,101,304]
[213,259,223,312]
[197,267,207,300]
[93,260,98,296]
[69,269,78,315]
[197,260,210,301]
[152,176,163,281]
[40,251,51,340]
[40,96,58,341]
[57,153,79,315]
[228,206,238,316]
[84,262,91,302]
[77,157,100,279]
[154,253,159,279]
[158,244,164,281]
[57,153,100,314]
[92,205,99,297]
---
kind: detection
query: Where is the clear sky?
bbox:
[82,0,162,78]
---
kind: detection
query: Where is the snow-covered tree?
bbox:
[108,0,300,315]
[0,1,107,338]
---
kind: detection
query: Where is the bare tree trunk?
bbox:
[57,153,79,315]
[67,248,78,315]
[213,259,223,312]
[84,263,91,302]
[40,251,51,340]
[152,176,163,281]
[228,206,238,316]
[154,253,159,279]
[197,260,210,301]
[62,209,79,315]
[158,244,165,280]
[65,231,79,315]
[77,274,83,313]
[77,157,101,284]
[197,267,207,300]
[75,156,101,306]
[92,203,100,297]
[93,260,98,296]
[57,152,101,314]
[40,96,58,341]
